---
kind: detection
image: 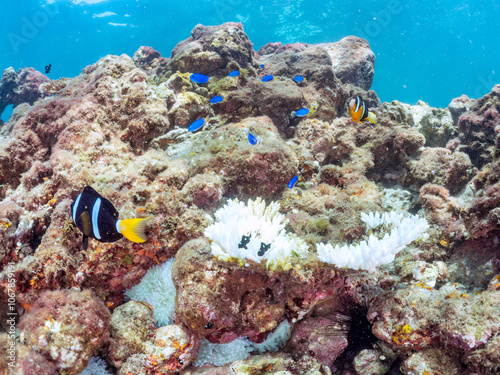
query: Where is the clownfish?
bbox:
[348,96,377,124]
[71,186,151,250]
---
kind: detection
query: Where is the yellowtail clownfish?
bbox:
[348,96,377,124]
[71,186,151,250]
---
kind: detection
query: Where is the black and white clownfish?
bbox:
[71,186,151,250]
[348,96,377,124]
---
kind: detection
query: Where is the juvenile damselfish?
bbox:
[349,96,377,124]
[71,186,151,249]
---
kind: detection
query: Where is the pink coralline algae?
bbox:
[18,289,110,374]
[0,67,50,124]
[0,21,500,374]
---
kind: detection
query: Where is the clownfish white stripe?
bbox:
[92,198,102,240]
[355,96,361,113]
[116,219,122,234]
[72,193,82,223]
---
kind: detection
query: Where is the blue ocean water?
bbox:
[1,0,499,122]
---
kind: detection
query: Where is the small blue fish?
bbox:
[188,118,206,132]
[288,175,299,188]
[259,64,265,68]
[261,75,274,82]
[190,73,210,84]
[228,70,240,77]
[248,133,257,145]
[210,96,224,104]
[295,108,310,117]
[293,75,304,82]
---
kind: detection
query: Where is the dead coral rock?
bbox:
[172,238,286,343]
[132,46,168,72]
[108,301,156,368]
[463,158,500,238]
[169,116,297,197]
[401,348,462,375]
[183,352,331,375]
[229,353,332,375]
[353,104,425,185]
[419,183,467,242]
[409,148,475,194]
[353,349,390,375]
[466,330,500,373]
[284,316,348,368]
[457,84,500,168]
[0,67,50,116]
[19,289,110,374]
[375,100,414,126]
[369,283,500,371]
[258,44,337,88]
[118,354,147,375]
[292,118,336,164]
[223,78,302,133]
[180,173,225,210]
[410,100,457,147]
[439,291,500,354]
[167,23,257,76]
[0,333,58,375]
[448,94,475,125]
[173,238,339,344]
[39,78,71,95]
[143,324,199,373]
[317,36,375,90]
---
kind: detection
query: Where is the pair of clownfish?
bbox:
[348,96,377,124]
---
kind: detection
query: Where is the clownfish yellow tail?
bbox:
[367,112,377,124]
[117,217,152,243]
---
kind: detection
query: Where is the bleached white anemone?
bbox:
[204,198,309,270]
[317,212,429,272]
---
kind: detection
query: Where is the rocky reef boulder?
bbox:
[0,67,50,119]
[18,289,110,374]
[457,84,500,168]
[166,22,258,77]
[317,36,375,90]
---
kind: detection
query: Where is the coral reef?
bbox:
[107,301,156,368]
[0,67,49,119]
[410,100,457,147]
[409,147,475,194]
[318,36,375,90]
[1,21,499,374]
[457,84,500,168]
[18,289,110,374]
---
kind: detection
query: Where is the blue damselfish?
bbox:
[188,118,206,132]
[210,96,224,104]
[190,73,210,84]
[248,132,257,145]
[288,175,299,188]
[295,108,309,117]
